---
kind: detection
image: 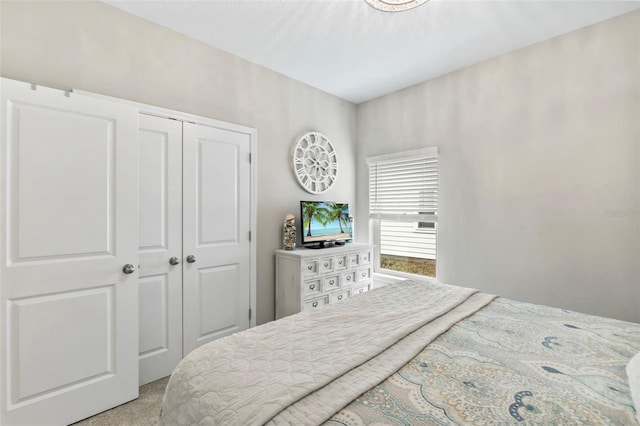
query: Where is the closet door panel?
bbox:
[10,288,112,399]
[139,274,169,354]
[197,264,240,335]
[199,141,239,243]
[13,106,112,259]
[183,123,251,355]
[138,114,183,386]
[0,79,139,425]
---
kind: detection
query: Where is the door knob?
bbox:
[186,255,196,263]
[122,264,136,274]
[169,257,180,265]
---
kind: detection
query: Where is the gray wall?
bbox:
[0,1,357,325]
[2,1,638,324]
[356,11,639,323]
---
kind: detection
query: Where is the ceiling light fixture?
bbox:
[364,0,429,12]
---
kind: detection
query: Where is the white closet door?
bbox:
[0,79,139,425]
[182,122,251,355]
[138,115,183,385]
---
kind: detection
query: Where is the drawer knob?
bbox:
[362,272,366,277]
[324,262,329,267]
[312,301,318,308]
[347,276,351,281]
[338,260,343,265]
[359,288,364,293]
[308,265,313,270]
[338,295,343,300]
[329,280,334,285]
[310,284,316,290]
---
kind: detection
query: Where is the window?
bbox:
[367,148,438,278]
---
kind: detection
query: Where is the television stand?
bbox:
[274,242,374,319]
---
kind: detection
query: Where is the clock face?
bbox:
[291,132,338,194]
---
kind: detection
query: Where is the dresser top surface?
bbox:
[275,242,372,258]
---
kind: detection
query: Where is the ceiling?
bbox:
[105,0,640,104]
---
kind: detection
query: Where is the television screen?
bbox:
[300,201,351,247]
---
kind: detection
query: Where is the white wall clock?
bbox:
[291,131,338,194]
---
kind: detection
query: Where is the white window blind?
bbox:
[367,147,438,222]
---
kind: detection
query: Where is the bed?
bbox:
[159,280,640,425]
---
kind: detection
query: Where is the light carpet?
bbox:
[72,377,168,426]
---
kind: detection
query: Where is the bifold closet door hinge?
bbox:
[249,308,252,320]
[249,230,251,241]
[248,153,252,164]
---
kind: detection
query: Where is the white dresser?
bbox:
[275,243,374,319]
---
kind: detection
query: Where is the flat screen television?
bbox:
[300,201,352,248]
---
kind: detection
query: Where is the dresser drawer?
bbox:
[330,290,350,304]
[353,283,370,295]
[303,278,322,298]
[348,253,359,268]
[359,251,372,265]
[324,274,341,292]
[319,257,334,273]
[303,259,318,276]
[342,270,356,286]
[334,255,348,271]
[357,267,371,282]
[304,295,329,310]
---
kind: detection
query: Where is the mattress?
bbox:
[160,280,640,425]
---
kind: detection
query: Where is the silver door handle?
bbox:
[186,255,196,263]
[122,264,135,274]
[169,257,180,265]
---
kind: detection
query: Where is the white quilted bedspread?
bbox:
[159,280,495,425]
